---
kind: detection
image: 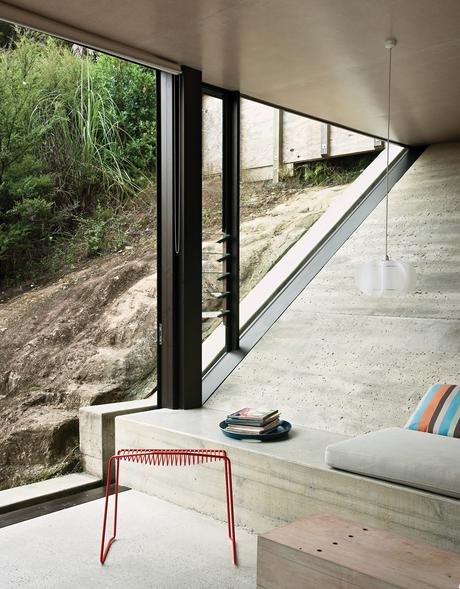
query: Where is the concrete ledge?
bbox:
[0,473,100,514]
[115,408,460,553]
[79,396,157,480]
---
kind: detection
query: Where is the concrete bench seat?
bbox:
[114,408,460,552]
[325,427,460,500]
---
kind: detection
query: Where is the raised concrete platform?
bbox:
[115,408,460,553]
[80,396,157,480]
[0,473,99,514]
[0,490,256,589]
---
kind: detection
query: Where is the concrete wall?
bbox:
[79,397,156,479]
[202,95,223,176]
[203,96,379,179]
[206,143,460,435]
[116,408,460,552]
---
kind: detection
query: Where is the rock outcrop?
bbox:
[0,247,157,488]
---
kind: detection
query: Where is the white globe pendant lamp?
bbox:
[356,38,416,297]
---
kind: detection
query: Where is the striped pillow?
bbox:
[406,384,460,438]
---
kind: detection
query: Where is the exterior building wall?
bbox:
[203,96,380,179]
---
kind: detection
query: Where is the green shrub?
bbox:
[80,215,107,258]
[0,30,157,286]
[93,54,156,176]
[297,153,376,187]
[0,34,60,281]
[0,197,56,275]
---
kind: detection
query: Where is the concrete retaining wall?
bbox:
[203,97,380,179]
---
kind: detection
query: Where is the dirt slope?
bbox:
[0,247,157,488]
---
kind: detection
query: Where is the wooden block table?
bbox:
[257,514,460,589]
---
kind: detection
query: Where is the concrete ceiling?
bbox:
[2,0,460,145]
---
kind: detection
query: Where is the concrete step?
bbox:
[115,408,460,552]
[0,472,100,514]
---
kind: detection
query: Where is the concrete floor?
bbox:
[207,143,460,435]
[0,491,257,589]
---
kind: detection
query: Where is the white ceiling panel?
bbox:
[1,0,460,144]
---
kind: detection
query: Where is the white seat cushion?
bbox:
[325,427,460,499]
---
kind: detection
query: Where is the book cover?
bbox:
[226,419,280,435]
[227,408,278,422]
[226,412,279,427]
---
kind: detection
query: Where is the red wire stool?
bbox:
[100,448,237,565]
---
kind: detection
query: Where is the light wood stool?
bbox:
[257,514,460,588]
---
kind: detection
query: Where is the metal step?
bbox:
[202,310,230,319]
[216,233,231,244]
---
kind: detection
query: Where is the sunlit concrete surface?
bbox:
[0,490,257,589]
[207,143,460,435]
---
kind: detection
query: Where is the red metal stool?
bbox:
[100,448,237,565]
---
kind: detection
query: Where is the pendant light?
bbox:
[356,38,416,296]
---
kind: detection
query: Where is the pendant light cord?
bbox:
[384,42,393,261]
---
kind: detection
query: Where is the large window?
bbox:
[238,98,381,329]
[201,94,382,371]
[0,24,157,489]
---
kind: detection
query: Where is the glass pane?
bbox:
[239,98,381,328]
[0,23,157,489]
[202,94,226,360]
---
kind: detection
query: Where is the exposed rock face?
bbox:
[239,184,343,297]
[0,248,157,488]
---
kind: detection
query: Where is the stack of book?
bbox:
[225,408,280,436]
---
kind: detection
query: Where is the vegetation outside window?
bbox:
[0,25,158,490]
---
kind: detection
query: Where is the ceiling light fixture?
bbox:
[356,38,416,297]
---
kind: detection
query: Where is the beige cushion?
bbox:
[325,427,460,499]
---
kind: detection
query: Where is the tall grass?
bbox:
[37,57,138,213]
[297,153,376,187]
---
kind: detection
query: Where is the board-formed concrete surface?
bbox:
[115,409,460,553]
[207,143,460,435]
[0,490,257,589]
[80,396,157,480]
[203,96,377,177]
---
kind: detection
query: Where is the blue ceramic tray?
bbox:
[219,419,292,441]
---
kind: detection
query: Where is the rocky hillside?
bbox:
[0,182,345,489]
[0,247,157,488]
